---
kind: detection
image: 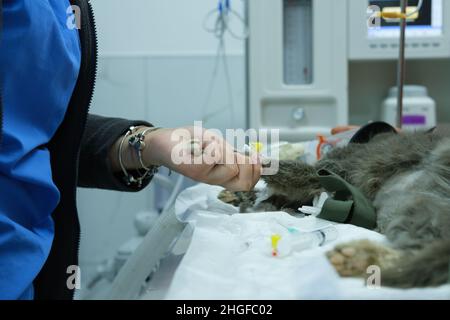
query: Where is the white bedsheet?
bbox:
[165,184,450,300]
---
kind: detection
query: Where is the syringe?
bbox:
[271,226,339,257]
[290,227,339,252]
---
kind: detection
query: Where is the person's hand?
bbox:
[143,126,262,192]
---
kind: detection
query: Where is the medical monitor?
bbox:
[349,0,450,59]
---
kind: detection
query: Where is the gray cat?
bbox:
[220,130,450,288]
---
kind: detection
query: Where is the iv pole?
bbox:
[396,0,408,129]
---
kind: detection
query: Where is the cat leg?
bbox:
[375,192,450,288]
[380,240,450,288]
[327,240,402,279]
[327,239,450,289]
[218,160,323,212]
[262,160,322,205]
[327,194,450,288]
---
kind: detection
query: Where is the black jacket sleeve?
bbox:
[78,114,154,191]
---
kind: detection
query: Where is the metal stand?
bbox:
[396,0,408,129]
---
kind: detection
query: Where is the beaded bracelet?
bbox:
[118,126,160,187]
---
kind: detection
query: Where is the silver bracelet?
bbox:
[118,126,160,187]
[128,127,160,171]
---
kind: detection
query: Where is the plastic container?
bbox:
[381,85,436,131]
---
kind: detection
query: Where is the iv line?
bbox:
[201,0,248,127]
[203,0,249,40]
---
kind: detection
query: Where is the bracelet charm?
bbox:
[118,126,160,187]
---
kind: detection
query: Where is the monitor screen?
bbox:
[368,0,443,38]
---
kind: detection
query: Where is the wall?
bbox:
[77,0,247,293]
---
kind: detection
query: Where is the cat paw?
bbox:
[218,190,239,205]
[326,240,397,278]
[218,190,258,212]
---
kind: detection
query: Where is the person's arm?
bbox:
[125,126,262,191]
[79,114,261,192]
[78,114,154,191]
